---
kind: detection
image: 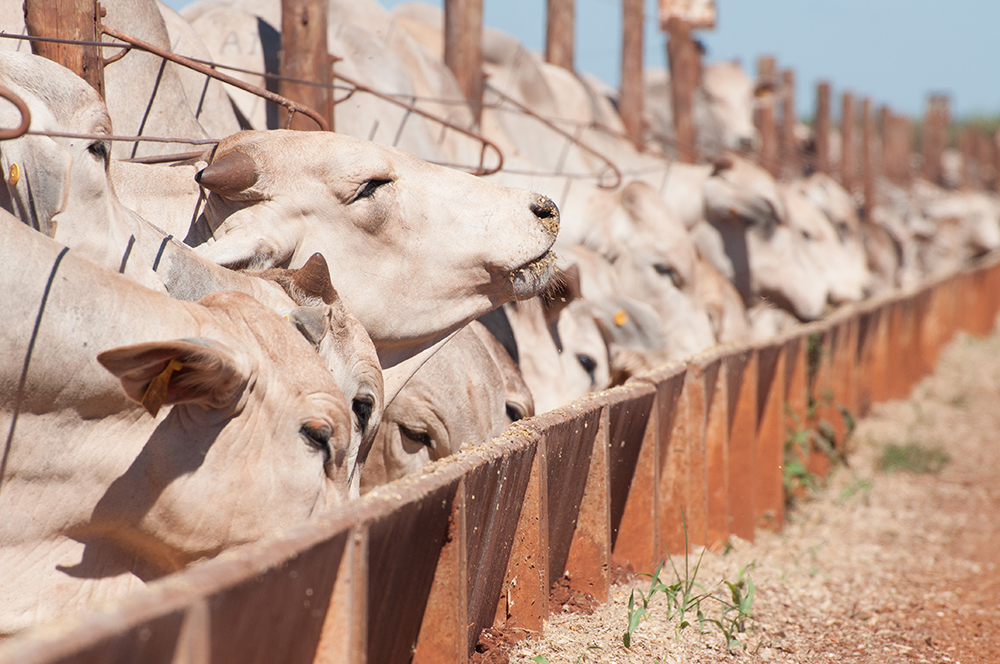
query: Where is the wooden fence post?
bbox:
[840,91,856,191]
[922,94,949,186]
[545,0,575,71]
[23,0,105,97]
[814,81,831,174]
[444,0,484,123]
[958,128,977,190]
[619,0,644,144]
[755,56,779,177]
[976,131,996,191]
[861,97,875,217]
[279,0,332,131]
[779,69,798,178]
[666,18,700,163]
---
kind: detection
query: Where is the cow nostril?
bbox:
[530,196,558,220]
[738,137,755,153]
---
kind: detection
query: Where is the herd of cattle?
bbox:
[1,0,998,638]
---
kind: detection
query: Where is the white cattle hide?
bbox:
[643,61,760,158]
[0,213,352,635]
[360,321,530,491]
[193,129,559,367]
[0,52,384,495]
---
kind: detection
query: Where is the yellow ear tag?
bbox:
[8,163,19,186]
[614,309,629,327]
[141,359,183,417]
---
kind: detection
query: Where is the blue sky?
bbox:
[166,0,1000,120]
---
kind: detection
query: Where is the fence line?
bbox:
[3,252,999,664]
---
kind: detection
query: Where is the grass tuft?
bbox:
[878,443,949,474]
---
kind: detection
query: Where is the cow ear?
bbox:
[292,253,339,305]
[97,338,249,417]
[196,151,260,200]
[593,297,666,354]
[541,263,582,325]
[289,306,330,349]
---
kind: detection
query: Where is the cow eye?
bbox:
[301,423,333,462]
[88,140,110,164]
[352,397,373,434]
[398,423,433,449]
[654,263,684,289]
[351,179,391,203]
[576,353,598,382]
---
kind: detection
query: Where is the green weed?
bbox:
[622,510,757,653]
[879,443,949,474]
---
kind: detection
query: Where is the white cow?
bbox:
[193,129,560,367]
[643,61,761,158]
[0,51,383,495]
[360,321,531,491]
[0,212,352,635]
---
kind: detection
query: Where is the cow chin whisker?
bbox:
[508,251,557,300]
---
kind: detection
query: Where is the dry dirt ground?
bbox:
[507,329,1000,664]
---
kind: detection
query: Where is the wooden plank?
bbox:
[444,0,484,123]
[24,0,104,97]
[619,0,644,143]
[545,0,575,71]
[279,0,332,131]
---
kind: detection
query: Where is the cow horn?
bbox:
[196,151,258,198]
[711,156,734,176]
[292,253,338,305]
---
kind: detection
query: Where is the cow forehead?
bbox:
[214,130,404,178]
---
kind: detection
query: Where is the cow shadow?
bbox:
[57,413,225,582]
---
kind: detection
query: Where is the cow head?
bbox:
[360,324,509,491]
[94,290,353,568]
[194,130,559,364]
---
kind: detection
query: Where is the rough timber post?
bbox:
[445,0,484,123]
[665,17,700,163]
[619,0,644,144]
[861,97,875,217]
[546,0,575,71]
[840,91,857,192]
[814,81,831,174]
[755,56,779,177]
[922,94,949,186]
[280,0,333,131]
[24,0,105,98]
[779,69,798,178]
